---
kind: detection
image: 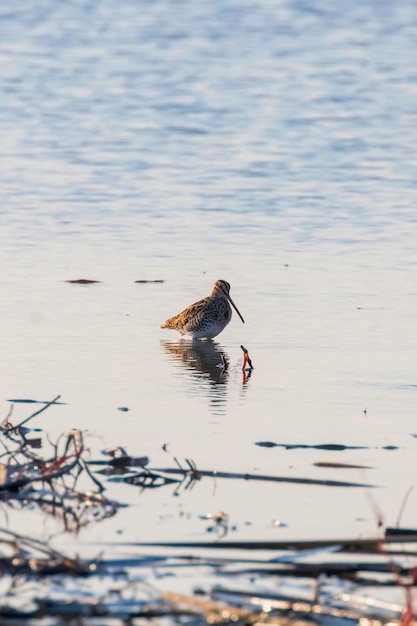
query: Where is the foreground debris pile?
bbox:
[0,396,119,532]
[0,396,416,624]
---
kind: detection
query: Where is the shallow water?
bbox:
[1,0,417,610]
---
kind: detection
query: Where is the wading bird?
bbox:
[160,279,244,339]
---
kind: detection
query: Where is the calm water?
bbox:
[1,0,417,604]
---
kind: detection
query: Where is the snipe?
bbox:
[160,279,244,339]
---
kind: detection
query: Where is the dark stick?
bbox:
[10,395,62,431]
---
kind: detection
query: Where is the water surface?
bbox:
[1,0,417,607]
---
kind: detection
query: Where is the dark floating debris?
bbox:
[7,398,66,405]
[25,436,42,448]
[314,462,374,469]
[66,278,101,284]
[255,441,399,451]
[88,447,149,471]
[130,528,417,553]
[385,526,417,537]
[134,279,165,283]
[117,406,129,412]
[255,442,366,450]
[131,457,376,491]
[125,470,181,489]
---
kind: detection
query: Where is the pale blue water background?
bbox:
[1,0,417,602]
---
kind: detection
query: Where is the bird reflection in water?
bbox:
[160,339,229,412]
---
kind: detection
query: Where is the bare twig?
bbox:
[396,486,415,528]
[8,395,62,432]
[1,403,13,428]
[78,456,105,493]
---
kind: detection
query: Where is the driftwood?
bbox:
[131,457,378,491]
[129,531,417,554]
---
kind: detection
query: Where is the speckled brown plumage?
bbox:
[160,279,244,339]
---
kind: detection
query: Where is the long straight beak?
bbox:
[227,294,245,324]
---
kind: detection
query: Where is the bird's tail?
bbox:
[160,317,175,329]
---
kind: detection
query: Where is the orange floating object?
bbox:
[240,345,254,370]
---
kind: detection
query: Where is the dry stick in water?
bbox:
[10,395,62,431]
[396,485,415,528]
[1,403,13,427]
